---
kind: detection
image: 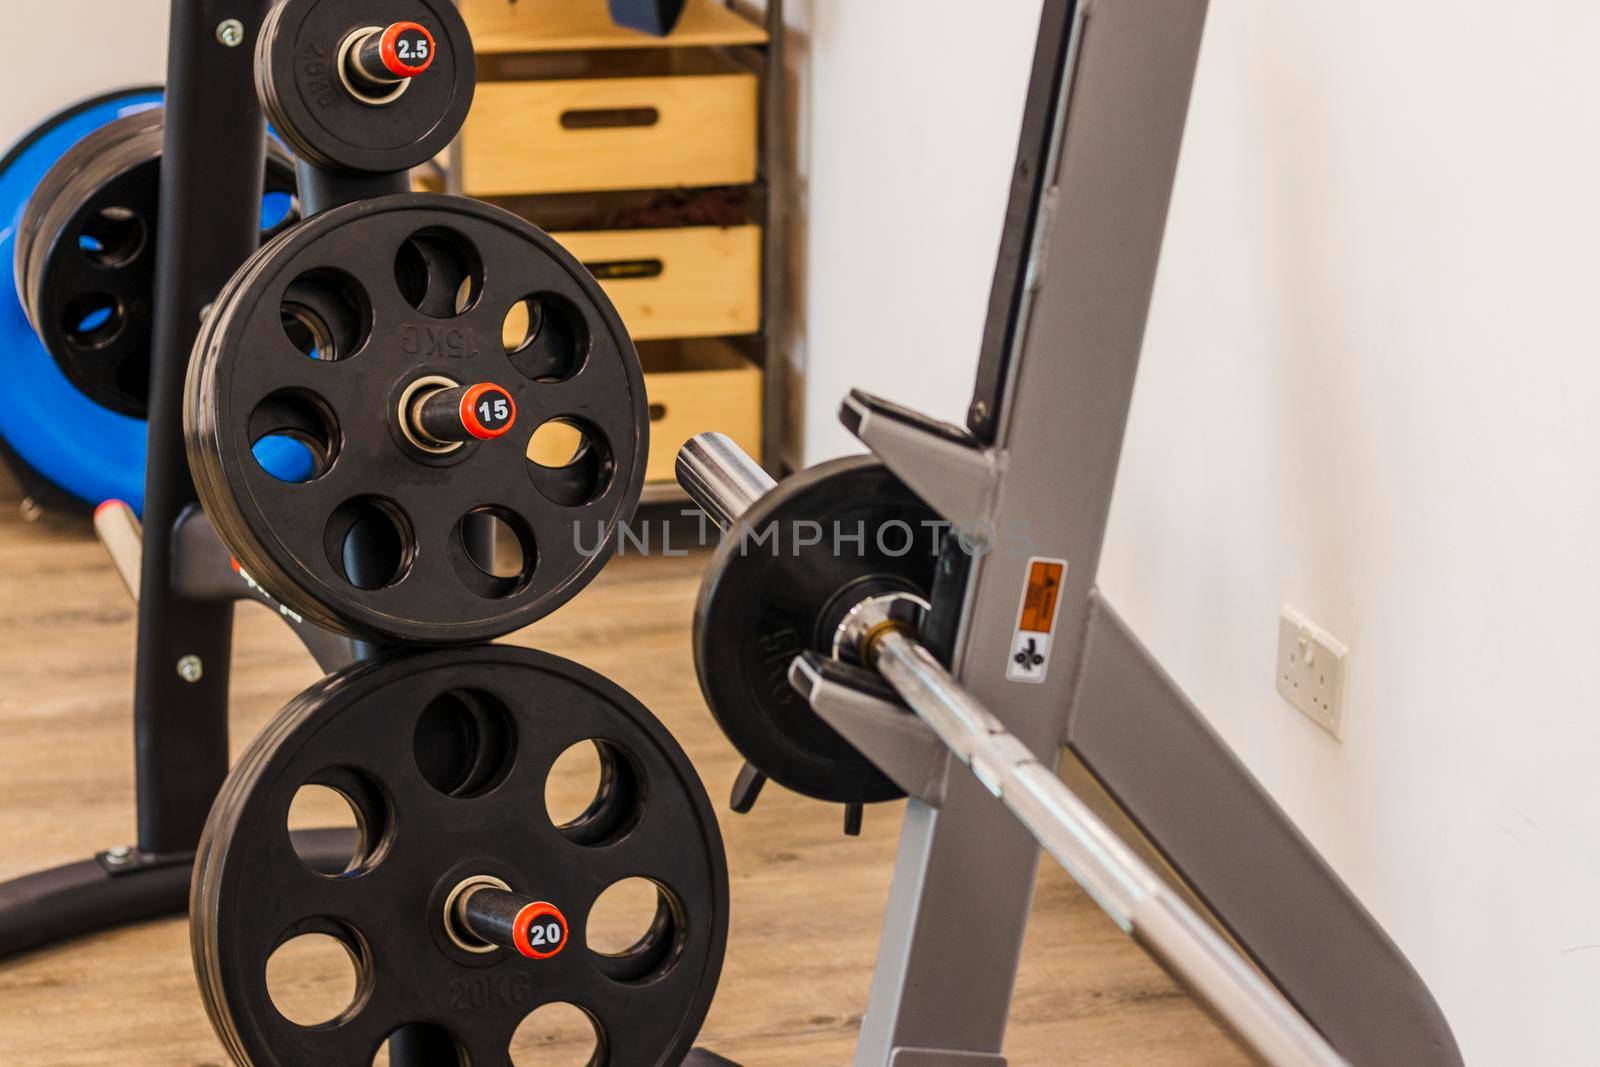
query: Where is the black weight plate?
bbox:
[258,0,475,173]
[15,108,298,418]
[693,457,940,805]
[185,192,648,644]
[191,645,728,1067]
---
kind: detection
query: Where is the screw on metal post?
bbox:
[216,19,245,47]
[19,498,43,522]
[177,655,204,683]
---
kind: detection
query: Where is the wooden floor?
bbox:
[0,472,1245,1066]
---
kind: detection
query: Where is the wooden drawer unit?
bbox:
[641,340,761,484]
[552,224,761,341]
[461,62,758,197]
[454,0,788,484]
[460,0,768,55]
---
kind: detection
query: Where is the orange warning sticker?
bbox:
[1018,560,1066,634]
[1007,556,1069,684]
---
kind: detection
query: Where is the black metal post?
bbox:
[294,161,410,216]
[133,0,273,859]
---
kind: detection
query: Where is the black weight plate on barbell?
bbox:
[257,0,474,174]
[186,192,647,644]
[15,107,298,418]
[191,644,728,1067]
[692,456,940,806]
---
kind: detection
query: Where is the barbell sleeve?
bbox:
[676,432,776,530]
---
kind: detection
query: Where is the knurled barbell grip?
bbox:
[676,432,777,530]
[411,382,516,445]
[456,887,569,959]
[346,21,436,93]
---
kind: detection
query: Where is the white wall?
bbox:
[0,2,168,152]
[788,1,1600,1063]
[774,0,1043,461]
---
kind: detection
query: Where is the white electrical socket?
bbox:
[1276,607,1347,739]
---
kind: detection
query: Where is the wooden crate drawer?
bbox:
[642,340,761,483]
[462,70,758,196]
[459,0,768,55]
[551,225,761,341]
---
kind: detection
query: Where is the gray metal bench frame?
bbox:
[790,2,1462,1064]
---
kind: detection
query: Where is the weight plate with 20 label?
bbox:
[190,644,729,1066]
[185,192,647,645]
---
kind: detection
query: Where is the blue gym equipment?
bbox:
[0,89,162,513]
[0,89,308,514]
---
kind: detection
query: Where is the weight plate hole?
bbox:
[503,294,589,382]
[526,418,614,508]
[261,190,300,237]
[545,740,605,829]
[413,689,518,800]
[287,767,393,877]
[450,507,537,599]
[586,878,685,985]
[265,925,368,1028]
[60,292,126,349]
[288,785,359,872]
[281,268,371,361]
[547,740,644,847]
[373,1023,467,1066]
[77,206,146,269]
[509,1003,603,1067]
[324,497,415,590]
[526,420,586,467]
[250,389,339,484]
[395,227,483,319]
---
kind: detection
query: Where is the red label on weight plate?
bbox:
[383,23,435,76]
[461,384,515,439]
[512,902,569,960]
